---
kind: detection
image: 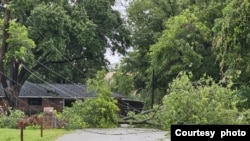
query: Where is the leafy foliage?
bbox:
[212,0,250,83]
[119,0,225,102]
[81,97,119,128]
[0,0,131,109]
[1,0,250,131]
[107,71,134,97]
[6,21,35,63]
[150,8,214,98]
[122,0,176,95]
[160,72,250,130]
[61,70,119,129]
[116,0,250,107]
[0,109,25,128]
[237,85,250,109]
[85,70,119,128]
[1,0,131,92]
[61,101,88,129]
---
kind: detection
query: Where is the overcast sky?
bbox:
[105,49,123,64]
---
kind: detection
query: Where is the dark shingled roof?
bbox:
[18,81,125,99]
[0,83,4,97]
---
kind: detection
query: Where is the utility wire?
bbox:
[34,59,87,91]
[26,62,138,111]
[0,72,51,114]
[25,61,143,111]
[33,58,142,112]
[21,64,83,99]
[0,70,141,118]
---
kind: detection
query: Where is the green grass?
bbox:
[0,128,73,141]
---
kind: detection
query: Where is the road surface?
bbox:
[55,127,170,141]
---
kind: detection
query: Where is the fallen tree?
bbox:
[118,105,163,128]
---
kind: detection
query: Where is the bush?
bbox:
[0,109,25,128]
[160,72,249,130]
[62,101,88,129]
[8,109,25,128]
[0,115,7,127]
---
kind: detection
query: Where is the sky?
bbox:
[105,49,123,64]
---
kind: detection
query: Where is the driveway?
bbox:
[55,127,170,141]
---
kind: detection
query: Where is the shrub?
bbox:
[0,115,8,127]
[8,109,25,128]
[0,109,25,128]
[62,101,87,129]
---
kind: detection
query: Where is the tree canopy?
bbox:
[0,0,130,108]
[1,0,250,130]
[111,0,250,108]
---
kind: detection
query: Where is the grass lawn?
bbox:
[0,128,73,141]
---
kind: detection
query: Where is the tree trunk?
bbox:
[0,0,18,110]
[7,60,20,109]
[5,85,19,109]
[10,60,19,86]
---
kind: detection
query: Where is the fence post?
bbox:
[40,117,43,137]
[20,121,24,141]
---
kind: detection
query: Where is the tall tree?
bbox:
[150,8,218,100]
[124,0,183,94]
[119,0,227,104]
[213,0,250,84]
[0,0,130,108]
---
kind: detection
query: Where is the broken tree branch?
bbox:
[119,105,163,127]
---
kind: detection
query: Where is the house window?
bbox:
[64,99,76,107]
[28,98,42,106]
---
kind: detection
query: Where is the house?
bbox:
[0,81,144,116]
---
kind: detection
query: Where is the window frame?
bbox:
[28,98,42,106]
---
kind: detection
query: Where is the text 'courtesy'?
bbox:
[171,125,250,141]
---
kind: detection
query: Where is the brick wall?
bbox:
[17,98,64,115]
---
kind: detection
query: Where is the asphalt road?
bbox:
[55,128,170,141]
